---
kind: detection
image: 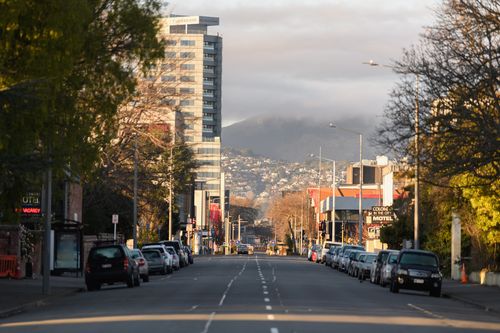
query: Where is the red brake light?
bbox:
[139,258,145,266]
[123,258,129,270]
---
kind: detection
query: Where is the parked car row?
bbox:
[85,240,194,291]
[310,242,443,297]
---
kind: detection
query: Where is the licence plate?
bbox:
[414,278,424,284]
[102,264,112,268]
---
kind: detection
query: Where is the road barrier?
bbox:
[0,255,18,278]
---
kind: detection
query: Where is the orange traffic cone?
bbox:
[460,263,468,284]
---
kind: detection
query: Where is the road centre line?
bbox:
[408,303,445,320]
[218,261,247,307]
[264,298,270,302]
[270,328,279,333]
[266,305,272,310]
[264,291,269,295]
[200,311,216,333]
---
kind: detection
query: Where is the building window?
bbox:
[180,99,194,106]
[161,75,175,82]
[203,101,214,109]
[166,40,177,46]
[204,54,215,61]
[203,78,214,85]
[180,63,195,70]
[181,40,196,46]
[197,172,220,178]
[161,63,175,71]
[198,159,218,166]
[197,148,219,154]
[180,87,194,94]
[160,98,175,106]
[180,52,195,59]
[203,41,215,50]
[160,87,176,94]
[180,76,195,82]
[165,52,176,58]
[183,112,195,117]
[185,136,194,142]
[203,65,215,74]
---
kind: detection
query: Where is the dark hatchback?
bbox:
[85,245,140,291]
[390,249,442,297]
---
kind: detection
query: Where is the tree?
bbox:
[0,0,165,223]
[376,0,499,187]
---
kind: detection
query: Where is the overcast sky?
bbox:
[170,0,440,126]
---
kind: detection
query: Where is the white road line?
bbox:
[263,285,267,289]
[270,328,279,333]
[218,262,247,307]
[266,305,272,310]
[408,303,445,319]
[262,281,266,284]
[267,314,275,320]
[263,291,269,295]
[200,312,216,333]
[264,298,270,302]
[187,305,199,312]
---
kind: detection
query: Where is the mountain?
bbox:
[221,115,382,162]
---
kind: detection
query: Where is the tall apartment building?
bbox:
[160,16,223,233]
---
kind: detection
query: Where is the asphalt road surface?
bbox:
[1,255,499,333]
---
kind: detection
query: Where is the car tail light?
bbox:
[138,258,145,266]
[123,258,129,270]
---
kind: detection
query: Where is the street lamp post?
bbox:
[329,123,363,246]
[363,60,420,249]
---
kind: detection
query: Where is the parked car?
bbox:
[142,249,168,275]
[164,246,180,270]
[85,244,140,291]
[347,250,364,276]
[325,247,338,267]
[370,250,397,284]
[321,241,342,263]
[184,246,194,264]
[380,251,400,287]
[331,247,343,269]
[358,253,377,280]
[337,245,365,271]
[390,249,442,297]
[349,252,366,277]
[310,244,322,263]
[130,249,149,282]
[237,244,249,254]
[142,244,173,273]
[159,240,189,267]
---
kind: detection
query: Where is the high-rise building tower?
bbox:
[160,16,223,234]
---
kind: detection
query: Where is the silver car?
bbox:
[165,246,180,270]
[130,249,149,282]
[380,251,400,287]
[358,253,377,280]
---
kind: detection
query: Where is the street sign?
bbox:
[368,206,394,224]
[112,214,119,224]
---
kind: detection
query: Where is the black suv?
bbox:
[85,244,140,291]
[389,249,442,297]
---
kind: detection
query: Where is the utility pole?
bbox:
[238,215,241,242]
[43,159,52,295]
[414,75,420,250]
[317,146,322,243]
[133,137,138,247]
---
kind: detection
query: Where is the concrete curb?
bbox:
[0,287,86,319]
[442,292,499,314]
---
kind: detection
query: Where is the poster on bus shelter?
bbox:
[54,232,79,270]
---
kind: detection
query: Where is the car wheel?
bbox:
[127,274,134,288]
[86,281,100,291]
[381,277,387,287]
[142,274,149,283]
[390,279,399,293]
[430,287,441,297]
[134,272,140,287]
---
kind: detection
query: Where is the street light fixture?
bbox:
[363,60,420,249]
[328,123,363,246]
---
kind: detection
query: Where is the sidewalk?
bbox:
[442,279,500,314]
[0,274,85,318]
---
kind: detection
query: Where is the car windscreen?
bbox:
[90,247,123,260]
[400,253,438,267]
[162,241,180,251]
[366,255,377,262]
[143,251,161,260]
[143,246,165,254]
[166,248,175,255]
[130,250,141,259]
[388,253,398,264]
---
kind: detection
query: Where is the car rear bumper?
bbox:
[85,271,129,284]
